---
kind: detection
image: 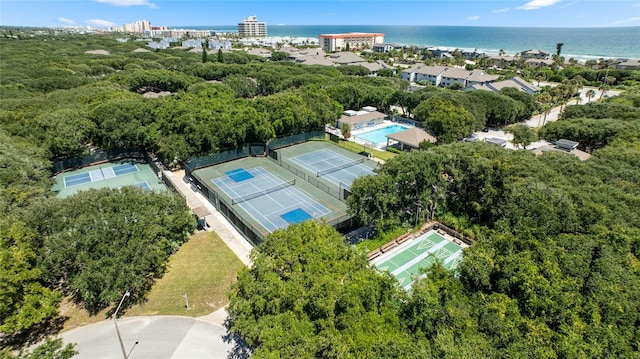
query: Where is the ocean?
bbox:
[179,25,640,59]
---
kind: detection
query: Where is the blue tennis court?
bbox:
[63,163,139,188]
[212,166,330,233]
[289,149,375,188]
[372,230,463,290]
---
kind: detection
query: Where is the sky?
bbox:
[1,0,639,28]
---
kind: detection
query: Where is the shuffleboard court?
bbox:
[63,173,92,188]
[373,230,463,290]
[53,160,165,198]
[132,181,152,192]
[289,148,375,188]
[63,163,139,188]
[113,163,139,176]
[212,166,330,233]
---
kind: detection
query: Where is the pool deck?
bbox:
[350,120,413,150]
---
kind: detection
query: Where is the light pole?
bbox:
[113,291,130,359]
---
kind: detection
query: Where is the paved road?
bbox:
[61,314,248,359]
[470,85,621,149]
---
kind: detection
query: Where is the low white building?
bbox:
[336,107,387,130]
[402,65,497,88]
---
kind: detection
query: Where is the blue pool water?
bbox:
[355,125,410,146]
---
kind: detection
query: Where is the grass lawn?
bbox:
[61,230,245,331]
[126,230,245,317]
[325,138,396,162]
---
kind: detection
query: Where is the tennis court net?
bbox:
[231,179,296,205]
[316,158,365,177]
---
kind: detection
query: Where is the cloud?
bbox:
[95,0,156,8]
[467,16,480,21]
[57,17,75,25]
[492,7,510,13]
[517,0,562,11]
[614,16,640,24]
[86,19,117,27]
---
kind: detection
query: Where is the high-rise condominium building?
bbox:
[238,15,267,37]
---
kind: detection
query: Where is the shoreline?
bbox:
[171,25,640,59]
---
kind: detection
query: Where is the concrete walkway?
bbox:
[60,310,243,359]
[163,170,253,267]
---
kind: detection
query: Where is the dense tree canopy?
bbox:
[25,188,196,314]
[2,32,640,357]
[228,221,420,358]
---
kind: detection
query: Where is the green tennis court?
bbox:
[372,230,463,290]
[52,160,166,198]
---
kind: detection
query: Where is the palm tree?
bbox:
[598,83,609,100]
[572,75,584,104]
[585,89,596,103]
[536,92,552,127]
[556,42,564,58]
[534,72,546,87]
[498,49,505,57]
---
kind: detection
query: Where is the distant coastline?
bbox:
[173,25,640,59]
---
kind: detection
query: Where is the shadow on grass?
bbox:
[0,316,67,350]
[222,317,252,359]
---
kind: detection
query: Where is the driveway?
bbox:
[61,312,248,359]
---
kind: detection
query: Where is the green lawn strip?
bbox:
[356,226,409,252]
[323,138,396,161]
[125,230,245,317]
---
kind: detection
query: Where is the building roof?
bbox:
[466,76,539,94]
[338,111,387,126]
[318,32,384,38]
[329,52,366,64]
[466,71,498,83]
[486,137,508,146]
[555,139,579,150]
[353,61,383,72]
[532,145,591,161]
[414,65,448,76]
[525,58,554,65]
[442,67,471,80]
[247,48,272,57]
[276,47,300,54]
[520,49,549,56]
[386,127,437,147]
[300,56,337,66]
[192,206,211,219]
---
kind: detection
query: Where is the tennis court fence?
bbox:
[185,145,259,178]
[52,148,145,174]
[231,179,296,205]
[316,158,365,177]
[189,170,266,246]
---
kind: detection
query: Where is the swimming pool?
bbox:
[355,124,410,146]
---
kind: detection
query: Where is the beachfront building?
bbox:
[238,15,267,37]
[402,64,497,88]
[520,49,550,59]
[318,33,384,52]
[487,55,518,68]
[525,58,555,69]
[373,43,405,53]
[616,59,640,70]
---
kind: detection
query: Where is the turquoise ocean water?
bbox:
[180,25,639,59]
